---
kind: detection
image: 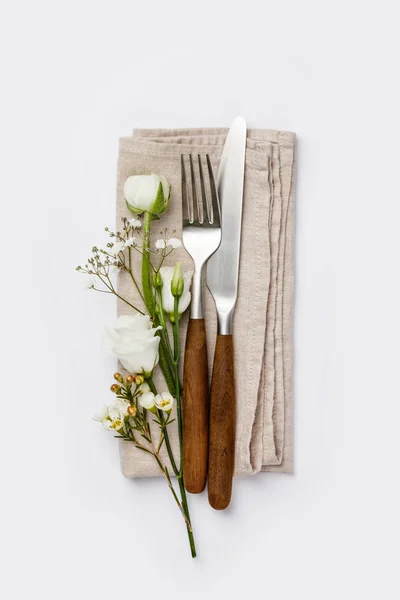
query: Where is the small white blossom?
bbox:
[128,218,142,229]
[94,402,126,433]
[155,238,166,249]
[139,392,156,413]
[84,275,97,291]
[167,238,182,249]
[93,405,108,422]
[155,392,175,413]
[125,236,137,248]
[110,241,125,256]
[114,399,130,417]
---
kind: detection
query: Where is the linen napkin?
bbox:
[116,127,296,477]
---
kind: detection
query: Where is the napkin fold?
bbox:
[116,127,296,477]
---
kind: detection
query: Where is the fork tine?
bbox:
[189,154,199,224]
[206,154,220,226]
[197,154,208,224]
[181,154,192,224]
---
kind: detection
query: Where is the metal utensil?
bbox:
[206,117,247,509]
[181,154,221,493]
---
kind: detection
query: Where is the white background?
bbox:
[1,1,399,598]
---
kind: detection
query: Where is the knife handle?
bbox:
[208,334,235,510]
[183,318,209,493]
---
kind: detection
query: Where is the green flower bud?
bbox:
[152,271,163,290]
[171,262,184,298]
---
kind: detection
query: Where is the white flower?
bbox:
[139,392,156,413]
[155,237,182,250]
[84,275,97,291]
[102,419,112,431]
[167,238,182,249]
[124,236,137,248]
[159,265,192,318]
[114,399,130,418]
[128,217,142,229]
[94,403,126,433]
[138,382,151,394]
[93,405,108,422]
[124,174,170,215]
[109,417,125,432]
[155,392,175,413]
[102,314,162,376]
[110,241,125,256]
[155,238,166,250]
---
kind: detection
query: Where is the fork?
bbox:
[181,153,222,494]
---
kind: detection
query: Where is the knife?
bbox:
[206,117,247,509]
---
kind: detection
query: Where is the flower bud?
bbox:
[171,262,184,298]
[127,405,137,417]
[152,271,163,290]
[139,392,157,414]
[114,372,124,383]
[110,384,121,394]
[133,375,145,385]
[124,174,170,216]
[137,382,150,394]
[125,375,135,385]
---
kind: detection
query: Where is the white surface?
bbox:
[1,0,399,598]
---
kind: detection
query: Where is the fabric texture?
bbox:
[116,127,296,477]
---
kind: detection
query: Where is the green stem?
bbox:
[147,375,196,558]
[172,297,183,472]
[147,376,179,475]
[177,475,196,557]
[172,297,196,557]
[158,336,176,395]
[142,211,154,315]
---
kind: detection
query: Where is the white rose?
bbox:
[103,314,162,376]
[124,174,170,215]
[159,265,192,319]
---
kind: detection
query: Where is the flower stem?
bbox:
[173,297,183,472]
[177,474,196,557]
[158,336,176,394]
[147,376,179,475]
[147,375,196,558]
[142,211,154,315]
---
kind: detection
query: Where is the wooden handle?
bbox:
[182,318,209,493]
[208,334,235,510]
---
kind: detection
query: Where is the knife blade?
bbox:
[206,116,247,509]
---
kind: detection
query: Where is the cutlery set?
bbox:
[182,117,247,510]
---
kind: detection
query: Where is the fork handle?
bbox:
[208,334,235,510]
[183,318,209,493]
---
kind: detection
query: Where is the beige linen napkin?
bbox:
[116,127,295,477]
